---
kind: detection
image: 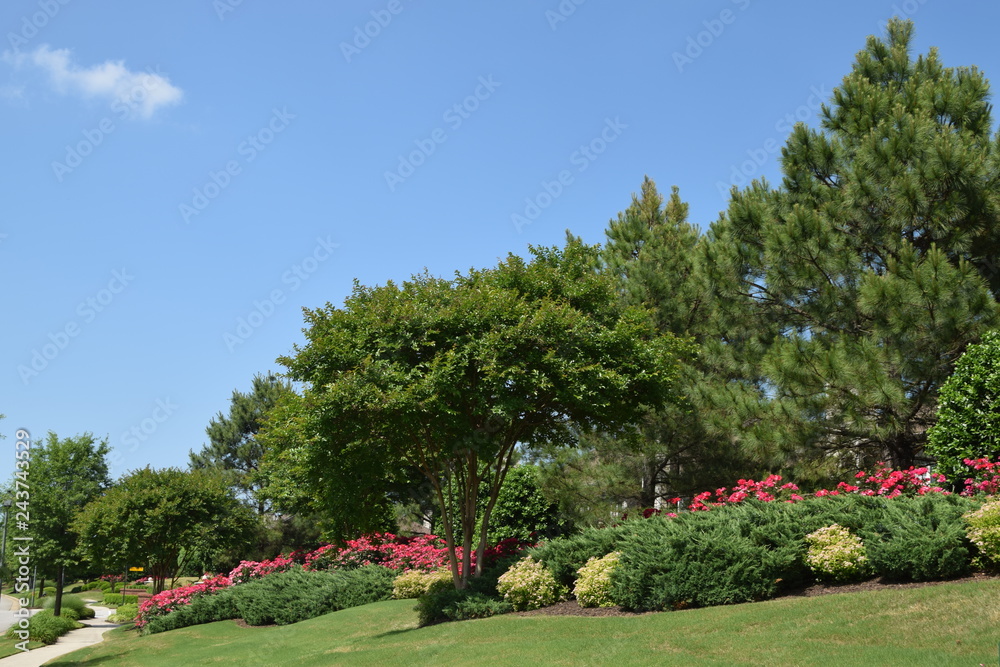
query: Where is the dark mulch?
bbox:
[515,572,1000,617]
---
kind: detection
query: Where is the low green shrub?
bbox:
[573,552,620,608]
[141,589,239,635]
[101,593,139,606]
[442,592,512,621]
[530,523,630,589]
[392,569,452,599]
[858,495,974,582]
[107,604,139,624]
[4,609,82,644]
[497,556,566,611]
[42,587,57,597]
[143,565,396,634]
[43,594,95,619]
[964,499,1000,566]
[805,524,869,582]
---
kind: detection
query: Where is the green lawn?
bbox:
[45,578,1000,667]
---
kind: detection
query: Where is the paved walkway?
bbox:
[0,604,118,667]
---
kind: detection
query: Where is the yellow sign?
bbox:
[129,567,144,572]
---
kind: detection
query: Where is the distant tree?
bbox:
[72,467,258,593]
[538,179,759,519]
[927,330,1000,485]
[25,432,110,616]
[704,19,1000,473]
[259,241,688,588]
[190,373,294,513]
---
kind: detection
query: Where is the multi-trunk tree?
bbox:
[704,18,1000,474]
[258,240,687,588]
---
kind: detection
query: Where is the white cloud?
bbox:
[3,45,182,119]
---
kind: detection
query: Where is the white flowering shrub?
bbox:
[573,552,620,608]
[496,556,566,611]
[805,524,869,582]
[964,499,1000,565]
[392,569,453,599]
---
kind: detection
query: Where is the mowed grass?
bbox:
[47,578,1000,667]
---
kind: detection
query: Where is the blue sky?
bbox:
[3,0,999,482]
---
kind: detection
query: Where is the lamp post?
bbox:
[0,499,12,594]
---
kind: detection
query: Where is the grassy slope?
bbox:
[45,579,1000,667]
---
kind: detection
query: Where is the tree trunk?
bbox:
[53,566,64,617]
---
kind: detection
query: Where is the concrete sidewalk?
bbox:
[0,605,118,666]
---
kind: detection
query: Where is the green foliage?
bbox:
[927,331,1000,484]
[107,604,139,624]
[190,372,295,514]
[5,609,82,644]
[804,525,869,582]
[550,179,758,517]
[496,556,566,611]
[531,494,982,612]
[612,503,807,611]
[260,239,688,586]
[529,521,633,589]
[860,496,974,582]
[101,593,139,606]
[72,467,259,593]
[392,569,452,600]
[144,566,396,634]
[414,587,513,626]
[24,432,110,587]
[43,594,94,619]
[140,589,240,635]
[705,19,1000,473]
[964,499,1000,566]
[487,464,569,542]
[573,552,620,608]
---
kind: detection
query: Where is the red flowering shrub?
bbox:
[134,574,231,629]
[960,457,1000,496]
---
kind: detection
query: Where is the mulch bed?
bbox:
[515,572,1000,617]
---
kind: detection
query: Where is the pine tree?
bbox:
[705,19,1000,473]
[190,373,294,513]
[538,178,759,515]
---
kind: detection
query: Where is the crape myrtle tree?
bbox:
[26,432,110,617]
[72,467,258,593]
[926,330,1000,485]
[704,19,1000,475]
[258,241,688,588]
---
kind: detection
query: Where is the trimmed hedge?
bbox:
[102,593,139,606]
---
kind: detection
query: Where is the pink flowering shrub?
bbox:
[134,574,231,629]
[959,457,1000,496]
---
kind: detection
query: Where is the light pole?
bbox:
[0,499,12,594]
